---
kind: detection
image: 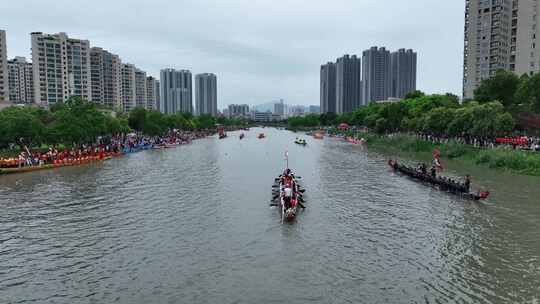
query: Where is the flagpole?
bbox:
[285,148,289,170]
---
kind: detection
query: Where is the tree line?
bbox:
[288,76,532,137]
[0,97,246,149]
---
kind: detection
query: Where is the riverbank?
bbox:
[361,133,540,177]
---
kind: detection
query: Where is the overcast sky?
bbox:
[1,0,465,108]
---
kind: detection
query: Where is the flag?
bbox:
[284,150,289,160]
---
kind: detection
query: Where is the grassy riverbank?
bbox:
[362,134,540,176]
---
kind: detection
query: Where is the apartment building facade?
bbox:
[0,30,9,102]
[31,32,91,105]
[90,47,122,110]
[462,0,540,98]
[195,73,217,116]
[7,57,33,103]
[146,76,159,111]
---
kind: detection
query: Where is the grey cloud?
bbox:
[0,0,465,108]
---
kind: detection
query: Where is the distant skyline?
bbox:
[0,0,465,108]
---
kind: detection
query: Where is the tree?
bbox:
[143,111,167,136]
[422,107,455,135]
[474,70,520,110]
[515,72,540,113]
[404,90,425,99]
[128,107,147,131]
[0,107,44,148]
[375,117,388,134]
[195,114,216,130]
[495,112,515,135]
[319,112,337,126]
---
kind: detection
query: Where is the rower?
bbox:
[464,175,471,193]
[420,163,427,175]
[283,186,293,210]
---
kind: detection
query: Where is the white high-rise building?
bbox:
[31,32,91,105]
[195,73,217,116]
[0,30,9,102]
[463,0,540,99]
[7,57,33,104]
[121,63,136,113]
[90,47,122,110]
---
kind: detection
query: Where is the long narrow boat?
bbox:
[388,160,490,201]
[273,172,304,222]
[0,156,112,175]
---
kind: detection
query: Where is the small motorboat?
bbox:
[294,138,307,145]
[258,133,266,139]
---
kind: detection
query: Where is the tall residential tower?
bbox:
[146,76,159,111]
[320,62,336,113]
[362,46,392,104]
[391,49,417,99]
[195,73,217,116]
[160,69,192,114]
[335,55,362,113]
[462,0,540,99]
[7,57,33,103]
[0,30,9,102]
[31,32,91,105]
[90,47,122,110]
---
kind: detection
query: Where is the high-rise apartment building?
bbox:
[462,0,540,98]
[320,62,336,113]
[228,104,250,118]
[362,47,392,104]
[391,49,417,98]
[309,105,321,113]
[134,68,147,109]
[195,73,217,116]
[336,54,362,113]
[274,99,285,116]
[7,57,33,103]
[146,76,159,111]
[160,68,192,114]
[31,32,91,105]
[121,63,136,113]
[0,30,9,102]
[90,47,122,110]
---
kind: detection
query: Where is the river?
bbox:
[1,128,539,303]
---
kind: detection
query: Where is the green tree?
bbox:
[0,107,44,148]
[195,114,216,130]
[404,90,425,99]
[515,72,540,113]
[422,107,455,135]
[474,70,520,110]
[143,111,167,136]
[128,107,147,131]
